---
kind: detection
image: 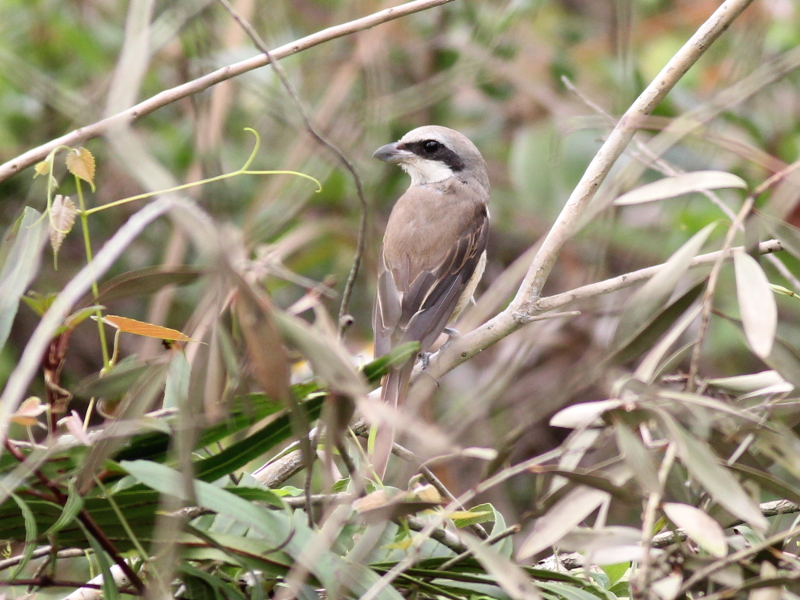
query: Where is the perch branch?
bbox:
[415,0,757,391]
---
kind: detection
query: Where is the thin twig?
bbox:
[4,440,146,594]
[687,195,754,390]
[215,0,372,338]
[631,442,676,600]
[0,547,86,572]
[0,0,455,183]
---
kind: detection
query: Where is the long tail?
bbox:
[371,360,414,479]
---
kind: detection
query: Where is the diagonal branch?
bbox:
[0,0,455,183]
[417,0,757,389]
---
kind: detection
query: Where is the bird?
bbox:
[371,125,490,478]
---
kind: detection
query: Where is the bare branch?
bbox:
[0,0,455,183]
[512,0,755,311]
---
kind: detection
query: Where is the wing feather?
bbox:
[373,184,489,357]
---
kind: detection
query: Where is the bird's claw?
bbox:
[440,327,460,351]
[419,352,440,388]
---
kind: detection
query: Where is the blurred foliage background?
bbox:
[3,0,800,595]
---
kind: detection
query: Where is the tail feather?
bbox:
[371,361,414,479]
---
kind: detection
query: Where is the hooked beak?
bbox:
[373,142,414,164]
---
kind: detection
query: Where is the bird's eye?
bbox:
[422,140,441,153]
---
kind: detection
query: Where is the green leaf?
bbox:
[44,479,84,536]
[8,493,37,579]
[80,520,121,600]
[362,342,420,384]
[733,250,776,358]
[600,562,630,588]
[451,502,496,528]
[122,461,403,600]
[192,394,324,482]
[122,460,293,543]
[272,310,367,399]
[614,171,746,206]
[0,207,48,350]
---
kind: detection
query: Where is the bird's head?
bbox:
[373,125,488,191]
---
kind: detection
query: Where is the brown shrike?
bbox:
[371,126,490,477]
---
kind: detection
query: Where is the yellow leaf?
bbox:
[34,160,51,178]
[413,484,442,503]
[101,315,194,342]
[66,147,96,191]
[450,510,492,521]
[384,537,414,551]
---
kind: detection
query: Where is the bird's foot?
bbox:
[440,327,461,351]
[419,352,440,388]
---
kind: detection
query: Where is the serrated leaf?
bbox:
[66,147,96,190]
[614,171,747,205]
[101,315,195,342]
[733,251,777,358]
[662,502,727,558]
[659,412,768,531]
[34,160,51,177]
[50,194,77,265]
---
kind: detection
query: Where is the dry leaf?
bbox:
[66,147,96,190]
[101,315,194,342]
[50,194,77,263]
[11,396,47,427]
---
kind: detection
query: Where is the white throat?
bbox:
[401,158,454,186]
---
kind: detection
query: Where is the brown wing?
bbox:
[373,184,489,358]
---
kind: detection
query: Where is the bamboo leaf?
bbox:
[662,502,727,558]
[659,412,767,531]
[614,223,715,346]
[0,207,48,350]
[733,251,777,359]
[614,171,746,206]
[517,486,610,559]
